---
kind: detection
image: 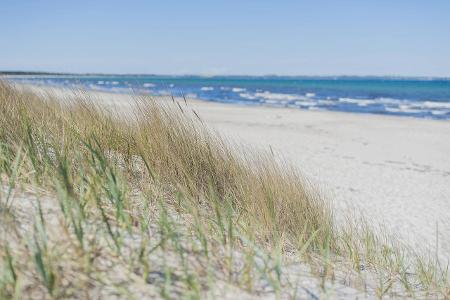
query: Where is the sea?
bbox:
[6,75,450,120]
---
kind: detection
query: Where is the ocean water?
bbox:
[7,75,450,120]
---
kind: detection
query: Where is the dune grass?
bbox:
[0,81,448,299]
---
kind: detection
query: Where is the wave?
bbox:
[236,92,450,114]
[200,86,214,91]
[317,100,336,105]
[143,83,155,88]
[338,97,411,107]
[254,91,302,101]
[239,93,258,100]
[431,110,449,115]
[294,100,317,107]
[232,87,246,92]
[420,101,450,109]
[235,92,449,117]
[385,106,423,114]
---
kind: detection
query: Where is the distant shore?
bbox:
[3,71,450,79]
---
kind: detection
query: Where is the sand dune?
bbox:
[24,85,450,260]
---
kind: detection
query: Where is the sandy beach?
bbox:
[28,85,450,259]
[188,98,450,259]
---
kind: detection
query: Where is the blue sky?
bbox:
[1,1,450,76]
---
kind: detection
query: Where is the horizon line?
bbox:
[1,70,450,80]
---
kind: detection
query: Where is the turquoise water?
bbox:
[8,75,450,120]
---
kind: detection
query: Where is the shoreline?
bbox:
[15,81,450,123]
[19,84,450,260]
[6,76,450,121]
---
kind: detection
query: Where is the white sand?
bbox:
[189,100,450,257]
[23,85,450,260]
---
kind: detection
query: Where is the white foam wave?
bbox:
[111,81,119,85]
[265,99,287,105]
[200,86,214,91]
[97,80,104,85]
[294,100,316,107]
[386,100,450,114]
[305,92,316,98]
[421,101,450,109]
[431,110,448,115]
[339,98,376,106]
[239,93,257,100]
[385,105,423,114]
[317,100,336,105]
[399,105,423,113]
[339,97,407,106]
[143,83,155,88]
[232,87,246,92]
[254,91,301,101]
[376,97,404,104]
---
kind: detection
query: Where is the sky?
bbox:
[1,1,450,77]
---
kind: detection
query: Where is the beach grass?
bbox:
[0,81,448,299]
